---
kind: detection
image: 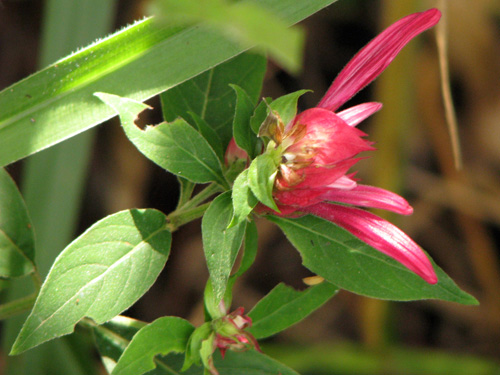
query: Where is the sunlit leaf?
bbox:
[96,92,228,187]
[0,0,337,167]
[11,209,172,354]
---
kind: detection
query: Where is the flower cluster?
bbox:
[231,9,441,284]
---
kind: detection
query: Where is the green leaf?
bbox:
[233,219,258,278]
[152,0,304,74]
[96,318,301,375]
[248,153,279,211]
[94,316,146,373]
[183,322,213,371]
[204,278,236,320]
[188,112,225,162]
[205,219,258,319]
[96,92,227,187]
[168,350,301,375]
[211,350,300,375]
[230,169,259,227]
[268,215,478,304]
[270,89,310,126]
[202,192,246,302]
[161,53,266,149]
[231,84,258,158]
[250,99,270,135]
[0,169,35,277]
[0,0,337,168]
[248,282,338,339]
[112,317,194,375]
[11,209,172,354]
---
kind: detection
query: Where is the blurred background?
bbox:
[1,0,500,374]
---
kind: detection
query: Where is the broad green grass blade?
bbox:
[3,2,117,375]
[0,0,337,168]
[151,0,304,73]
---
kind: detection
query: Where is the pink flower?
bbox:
[259,9,441,284]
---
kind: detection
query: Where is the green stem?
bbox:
[176,177,196,209]
[178,183,222,211]
[167,202,211,232]
[0,293,37,320]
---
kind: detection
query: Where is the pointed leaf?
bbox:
[183,322,213,371]
[250,99,270,135]
[112,317,194,375]
[270,89,310,125]
[0,0,337,168]
[231,84,258,158]
[96,92,227,187]
[161,53,266,149]
[11,209,172,354]
[188,112,225,162]
[268,214,478,304]
[230,169,258,227]
[95,318,302,375]
[0,168,35,277]
[202,192,246,302]
[248,282,338,339]
[248,154,279,211]
[233,219,258,278]
[94,316,146,373]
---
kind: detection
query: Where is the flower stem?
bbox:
[167,202,211,232]
[179,183,222,211]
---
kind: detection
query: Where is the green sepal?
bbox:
[248,153,279,212]
[229,169,259,228]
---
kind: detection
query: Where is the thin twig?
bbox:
[436,0,463,170]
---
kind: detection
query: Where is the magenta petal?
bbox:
[317,9,441,111]
[337,102,383,127]
[288,108,374,165]
[304,203,438,284]
[320,184,413,215]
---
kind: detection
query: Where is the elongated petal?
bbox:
[317,9,441,111]
[326,175,357,189]
[304,203,438,284]
[337,102,383,127]
[320,184,413,215]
